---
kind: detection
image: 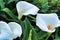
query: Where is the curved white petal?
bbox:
[0,21,12,40]
[8,22,22,38]
[36,14,48,32]
[0,31,12,40]
[24,8,39,15]
[0,21,11,32]
[16,1,39,15]
[54,20,60,27]
[37,13,60,28]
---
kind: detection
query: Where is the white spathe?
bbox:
[0,21,22,40]
[8,22,22,38]
[0,21,12,40]
[16,1,39,16]
[36,13,60,33]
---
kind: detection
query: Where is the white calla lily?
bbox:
[36,13,60,33]
[8,22,22,38]
[0,21,12,40]
[16,1,39,19]
[0,21,22,40]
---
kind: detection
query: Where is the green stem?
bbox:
[28,29,32,40]
[18,15,23,20]
[45,33,52,40]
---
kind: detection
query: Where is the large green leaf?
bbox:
[2,8,17,19]
[22,17,32,40]
[1,8,21,22]
[31,28,38,40]
[22,17,38,40]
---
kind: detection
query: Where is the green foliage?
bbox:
[0,0,60,40]
[0,0,5,9]
[39,0,49,13]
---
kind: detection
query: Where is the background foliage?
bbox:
[0,0,60,40]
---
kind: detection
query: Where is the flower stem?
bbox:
[45,33,52,40]
[18,15,23,20]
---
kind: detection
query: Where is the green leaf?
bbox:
[37,31,47,40]
[22,17,32,40]
[54,37,60,40]
[22,17,38,40]
[32,28,38,40]
[28,29,32,40]
[27,15,36,22]
[2,8,19,22]
[39,0,48,12]
[0,0,5,9]
[7,0,19,4]
[2,8,17,19]
[51,0,58,5]
[50,10,58,12]
[28,29,38,40]
[57,0,60,7]
[7,0,14,4]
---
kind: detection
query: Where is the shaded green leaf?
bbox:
[0,0,5,9]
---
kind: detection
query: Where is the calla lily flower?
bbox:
[0,21,22,40]
[8,22,22,38]
[16,1,39,19]
[0,21,12,40]
[36,13,60,33]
